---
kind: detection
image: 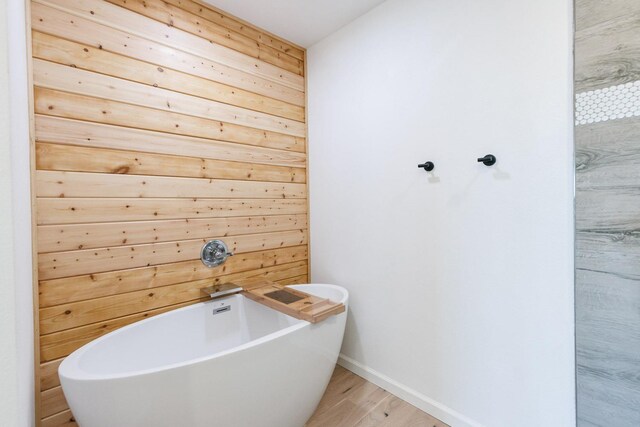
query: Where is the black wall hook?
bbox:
[418,161,435,172]
[477,154,497,166]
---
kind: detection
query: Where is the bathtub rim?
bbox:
[59,283,348,382]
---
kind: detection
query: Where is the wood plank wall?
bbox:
[29,1,308,425]
[575,0,640,426]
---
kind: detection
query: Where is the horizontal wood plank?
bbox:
[41,386,68,419]
[38,213,307,253]
[105,0,303,75]
[34,59,305,137]
[37,0,304,90]
[35,143,305,184]
[36,170,306,199]
[31,2,305,106]
[40,358,63,391]
[35,87,305,152]
[37,197,307,225]
[279,275,308,286]
[35,116,306,168]
[42,409,77,427]
[38,229,307,280]
[40,260,308,334]
[39,245,307,307]
[32,32,304,122]
[163,0,305,61]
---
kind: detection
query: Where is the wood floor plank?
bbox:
[35,143,305,184]
[104,0,303,75]
[39,245,308,307]
[37,0,304,90]
[35,116,306,169]
[36,170,306,199]
[37,198,308,225]
[35,88,305,153]
[38,229,307,280]
[306,367,448,427]
[31,2,305,106]
[353,395,438,427]
[39,260,308,334]
[34,59,306,137]
[307,381,388,427]
[32,32,304,122]
[38,214,307,253]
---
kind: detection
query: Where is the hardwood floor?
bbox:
[307,365,448,427]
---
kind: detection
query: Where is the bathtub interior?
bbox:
[69,295,305,378]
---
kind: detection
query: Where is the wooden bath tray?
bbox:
[241,282,345,324]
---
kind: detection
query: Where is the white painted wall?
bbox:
[307,0,575,426]
[2,0,35,425]
[0,0,20,422]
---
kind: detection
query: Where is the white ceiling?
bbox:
[204,0,387,48]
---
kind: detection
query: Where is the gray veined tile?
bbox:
[576,0,640,32]
[576,186,640,232]
[577,373,640,427]
[575,12,640,92]
[576,231,640,278]
[576,116,640,188]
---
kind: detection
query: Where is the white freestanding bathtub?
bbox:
[59,284,348,427]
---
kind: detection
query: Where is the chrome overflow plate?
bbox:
[200,240,233,268]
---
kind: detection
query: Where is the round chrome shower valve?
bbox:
[200,240,233,268]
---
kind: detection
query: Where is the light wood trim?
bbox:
[36,0,304,90]
[33,59,306,137]
[105,0,303,75]
[35,88,306,153]
[40,358,63,391]
[32,32,304,121]
[35,143,305,184]
[41,386,68,419]
[35,116,307,168]
[41,410,76,427]
[25,0,42,421]
[36,170,306,199]
[38,229,307,280]
[39,260,308,335]
[39,245,307,307]
[163,0,305,61]
[37,198,307,225]
[38,214,307,253]
[31,3,304,106]
[304,51,312,280]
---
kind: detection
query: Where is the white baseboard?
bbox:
[337,354,484,427]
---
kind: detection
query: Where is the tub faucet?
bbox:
[202,283,243,299]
